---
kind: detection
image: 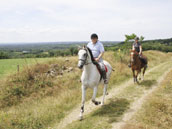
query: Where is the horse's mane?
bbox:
[131,50,139,55]
[86,47,103,81]
[87,47,97,65]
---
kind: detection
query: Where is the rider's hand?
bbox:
[95,58,100,62]
[139,53,142,57]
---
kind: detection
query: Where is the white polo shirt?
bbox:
[87,41,105,62]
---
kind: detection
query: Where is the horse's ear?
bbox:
[83,45,86,49]
[77,45,82,50]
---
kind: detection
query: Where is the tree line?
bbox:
[0,35,172,59]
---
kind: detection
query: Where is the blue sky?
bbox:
[0,0,171,43]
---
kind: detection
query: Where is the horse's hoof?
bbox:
[95,101,101,105]
[106,92,109,95]
[79,116,83,121]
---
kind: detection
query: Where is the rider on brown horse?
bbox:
[129,37,148,83]
[128,37,148,68]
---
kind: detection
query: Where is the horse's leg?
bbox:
[92,86,101,105]
[142,66,147,80]
[136,70,141,83]
[101,84,107,105]
[132,69,136,83]
[139,69,142,80]
[80,85,86,120]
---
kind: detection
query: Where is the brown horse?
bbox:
[130,50,147,83]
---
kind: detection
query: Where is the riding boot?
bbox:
[128,63,131,68]
[102,70,108,84]
[128,61,131,68]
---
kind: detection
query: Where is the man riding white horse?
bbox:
[87,33,108,84]
[77,33,113,120]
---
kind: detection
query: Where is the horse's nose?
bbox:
[78,64,83,69]
[78,65,83,69]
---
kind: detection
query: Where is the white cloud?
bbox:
[0,0,171,42]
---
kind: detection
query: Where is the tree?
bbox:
[0,52,9,59]
[125,33,145,43]
[140,36,145,42]
[125,33,137,43]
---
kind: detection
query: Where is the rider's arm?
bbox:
[95,43,105,62]
[98,43,105,60]
[97,52,104,60]
[132,45,135,50]
[139,45,142,55]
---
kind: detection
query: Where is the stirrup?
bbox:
[128,64,131,68]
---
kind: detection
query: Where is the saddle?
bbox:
[139,55,148,64]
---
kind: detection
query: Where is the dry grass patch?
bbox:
[123,70,172,129]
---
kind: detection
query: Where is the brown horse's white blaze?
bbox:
[130,50,147,83]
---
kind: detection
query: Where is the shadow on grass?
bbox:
[138,80,157,88]
[91,98,130,123]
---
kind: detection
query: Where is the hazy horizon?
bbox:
[0,40,121,45]
[0,37,171,45]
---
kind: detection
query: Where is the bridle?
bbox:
[79,49,92,65]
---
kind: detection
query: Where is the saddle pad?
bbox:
[104,64,108,72]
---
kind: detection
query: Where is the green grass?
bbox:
[123,69,172,129]
[0,51,172,129]
[0,58,53,78]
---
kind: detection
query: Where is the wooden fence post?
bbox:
[17,65,20,72]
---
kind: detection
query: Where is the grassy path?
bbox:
[112,62,172,129]
[54,61,172,129]
[123,67,172,129]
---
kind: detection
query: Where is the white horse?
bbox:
[78,46,113,120]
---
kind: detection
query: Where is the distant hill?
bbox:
[0,41,120,51]
[0,41,120,59]
[106,38,172,52]
[0,38,172,59]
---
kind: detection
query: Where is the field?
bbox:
[0,50,172,129]
[0,58,54,78]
